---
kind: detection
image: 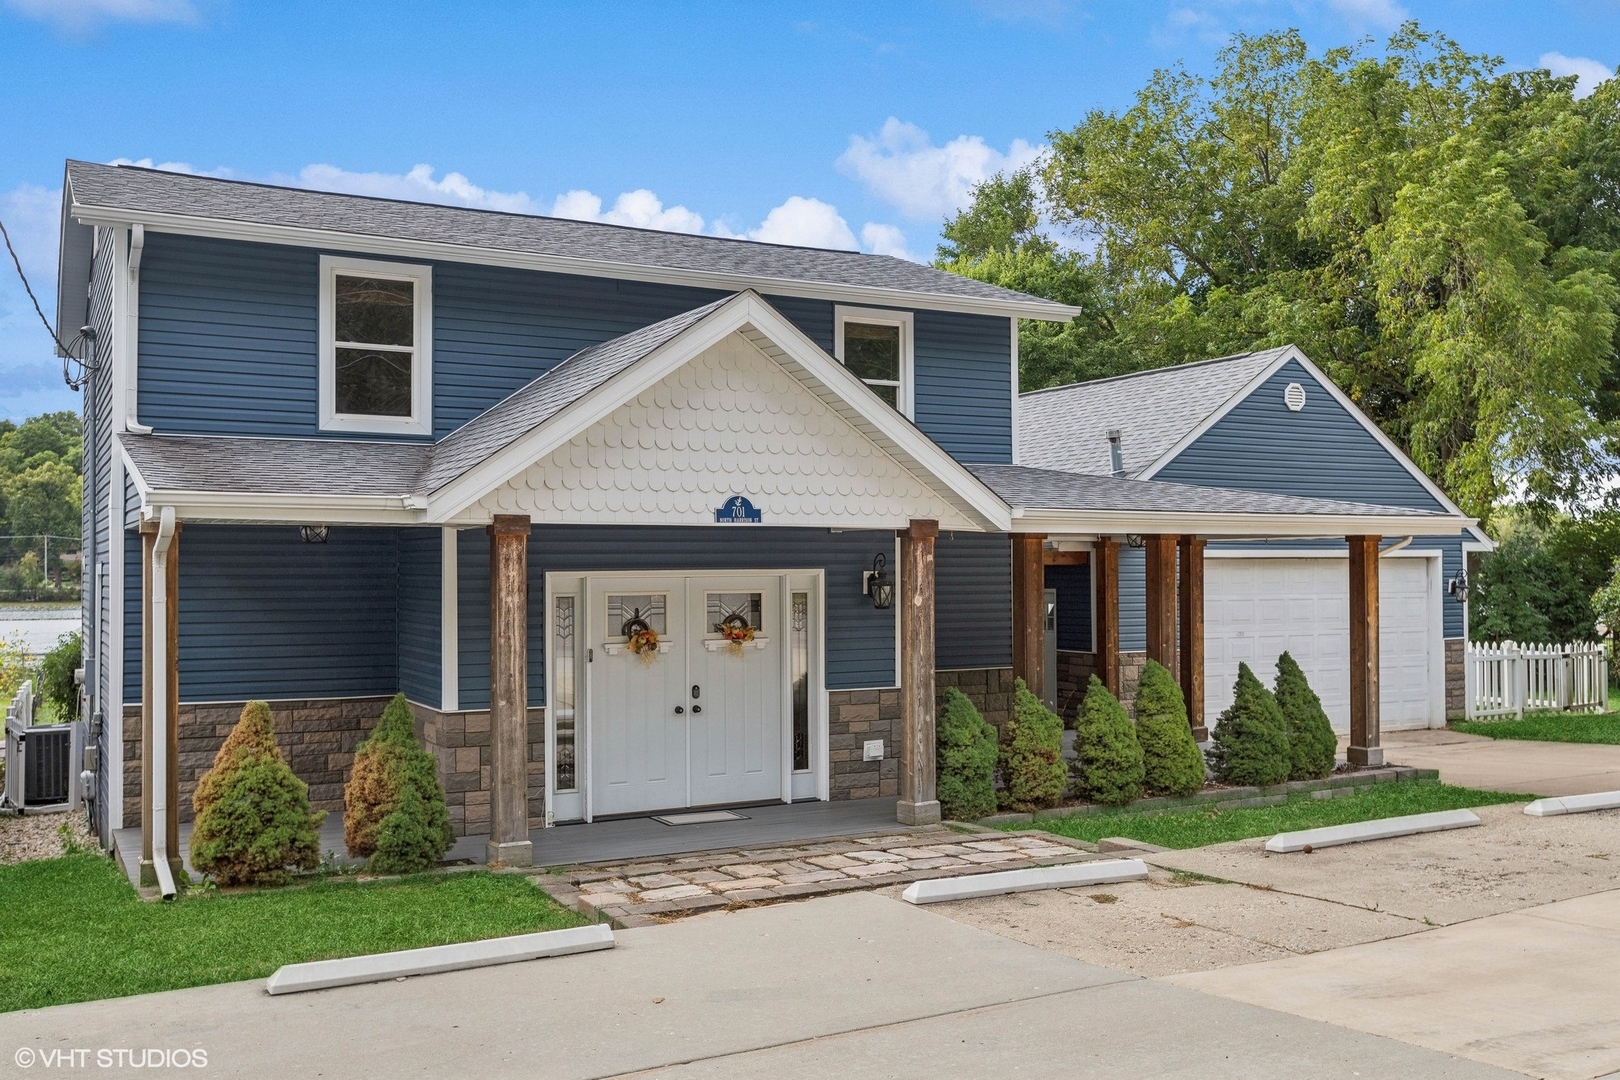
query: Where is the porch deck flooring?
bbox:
[111,798,906,886]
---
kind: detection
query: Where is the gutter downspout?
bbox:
[1380,536,1415,557]
[151,505,177,900]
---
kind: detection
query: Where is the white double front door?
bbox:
[575,574,791,818]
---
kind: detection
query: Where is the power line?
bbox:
[0,215,71,356]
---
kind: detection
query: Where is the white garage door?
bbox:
[1203,556,1438,732]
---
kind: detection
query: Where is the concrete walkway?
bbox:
[0,892,1510,1078]
[1382,728,1620,797]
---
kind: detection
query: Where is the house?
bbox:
[57,161,1471,883]
[1018,350,1492,734]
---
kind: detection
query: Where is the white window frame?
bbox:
[319,254,433,436]
[834,305,914,419]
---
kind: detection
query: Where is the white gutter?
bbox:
[151,505,177,900]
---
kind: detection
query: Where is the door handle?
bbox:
[674,705,684,715]
[692,705,702,714]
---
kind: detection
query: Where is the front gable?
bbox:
[475,331,974,529]
[1149,357,1447,513]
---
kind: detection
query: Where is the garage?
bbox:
[1203,553,1441,732]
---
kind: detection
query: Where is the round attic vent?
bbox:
[1284,382,1307,411]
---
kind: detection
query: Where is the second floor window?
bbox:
[319,256,432,435]
[835,306,913,418]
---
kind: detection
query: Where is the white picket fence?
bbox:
[1465,641,1610,720]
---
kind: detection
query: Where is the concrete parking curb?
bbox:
[899,859,1148,904]
[264,924,615,995]
[1264,809,1480,853]
[1523,791,1620,816]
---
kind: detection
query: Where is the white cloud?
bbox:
[4,0,197,31]
[739,197,860,250]
[1323,0,1408,30]
[0,183,78,421]
[859,223,914,261]
[837,118,1042,222]
[549,188,706,233]
[1541,52,1614,99]
[294,163,544,214]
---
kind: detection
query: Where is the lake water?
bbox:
[0,604,80,656]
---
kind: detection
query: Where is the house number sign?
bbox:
[714,496,762,523]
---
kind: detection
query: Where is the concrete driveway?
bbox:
[1382,728,1620,797]
[0,891,1509,1079]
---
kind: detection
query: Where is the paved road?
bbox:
[0,892,1509,1079]
[0,604,77,657]
[1383,728,1620,797]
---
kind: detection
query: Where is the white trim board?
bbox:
[70,205,1082,324]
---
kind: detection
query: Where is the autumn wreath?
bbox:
[623,617,660,664]
[714,613,756,657]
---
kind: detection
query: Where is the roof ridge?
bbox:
[71,160,906,263]
[1021,346,1290,398]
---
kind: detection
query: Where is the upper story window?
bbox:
[318,255,432,435]
[834,306,913,418]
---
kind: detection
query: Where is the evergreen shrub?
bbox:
[1000,678,1067,811]
[936,687,999,821]
[344,693,453,873]
[1209,663,1293,786]
[1075,675,1144,806]
[1274,652,1338,780]
[1133,660,1206,797]
[190,701,323,886]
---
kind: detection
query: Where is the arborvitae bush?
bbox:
[1209,663,1293,786]
[189,701,323,886]
[1000,678,1067,812]
[1274,652,1338,781]
[936,688,999,821]
[1133,660,1206,797]
[344,693,452,872]
[1075,676,1144,806]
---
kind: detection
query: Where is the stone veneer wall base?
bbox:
[123,696,546,839]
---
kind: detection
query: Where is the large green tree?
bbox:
[939,24,1620,522]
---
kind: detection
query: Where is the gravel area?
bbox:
[0,810,96,866]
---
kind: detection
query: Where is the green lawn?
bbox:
[0,855,588,1012]
[1007,781,1525,850]
[1453,711,1620,744]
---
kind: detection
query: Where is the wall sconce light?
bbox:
[1446,568,1468,603]
[299,525,330,544]
[1125,534,1146,549]
[863,553,895,610]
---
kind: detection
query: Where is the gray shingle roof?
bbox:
[419,295,733,493]
[122,434,428,497]
[969,463,1447,518]
[65,161,1073,316]
[1018,348,1289,477]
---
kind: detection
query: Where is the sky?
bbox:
[1,0,1617,423]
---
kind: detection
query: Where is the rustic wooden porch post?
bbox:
[1095,537,1120,694]
[1011,533,1047,695]
[1348,535,1384,766]
[897,519,940,826]
[1178,536,1207,740]
[1144,534,1179,673]
[486,515,534,866]
[138,518,181,888]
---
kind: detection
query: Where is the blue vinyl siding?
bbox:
[1153,358,1465,637]
[457,525,901,709]
[1045,564,1092,652]
[1119,547,1147,652]
[134,234,1015,464]
[914,310,1013,465]
[138,233,326,438]
[397,529,442,705]
[128,526,406,702]
[935,532,1011,670]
